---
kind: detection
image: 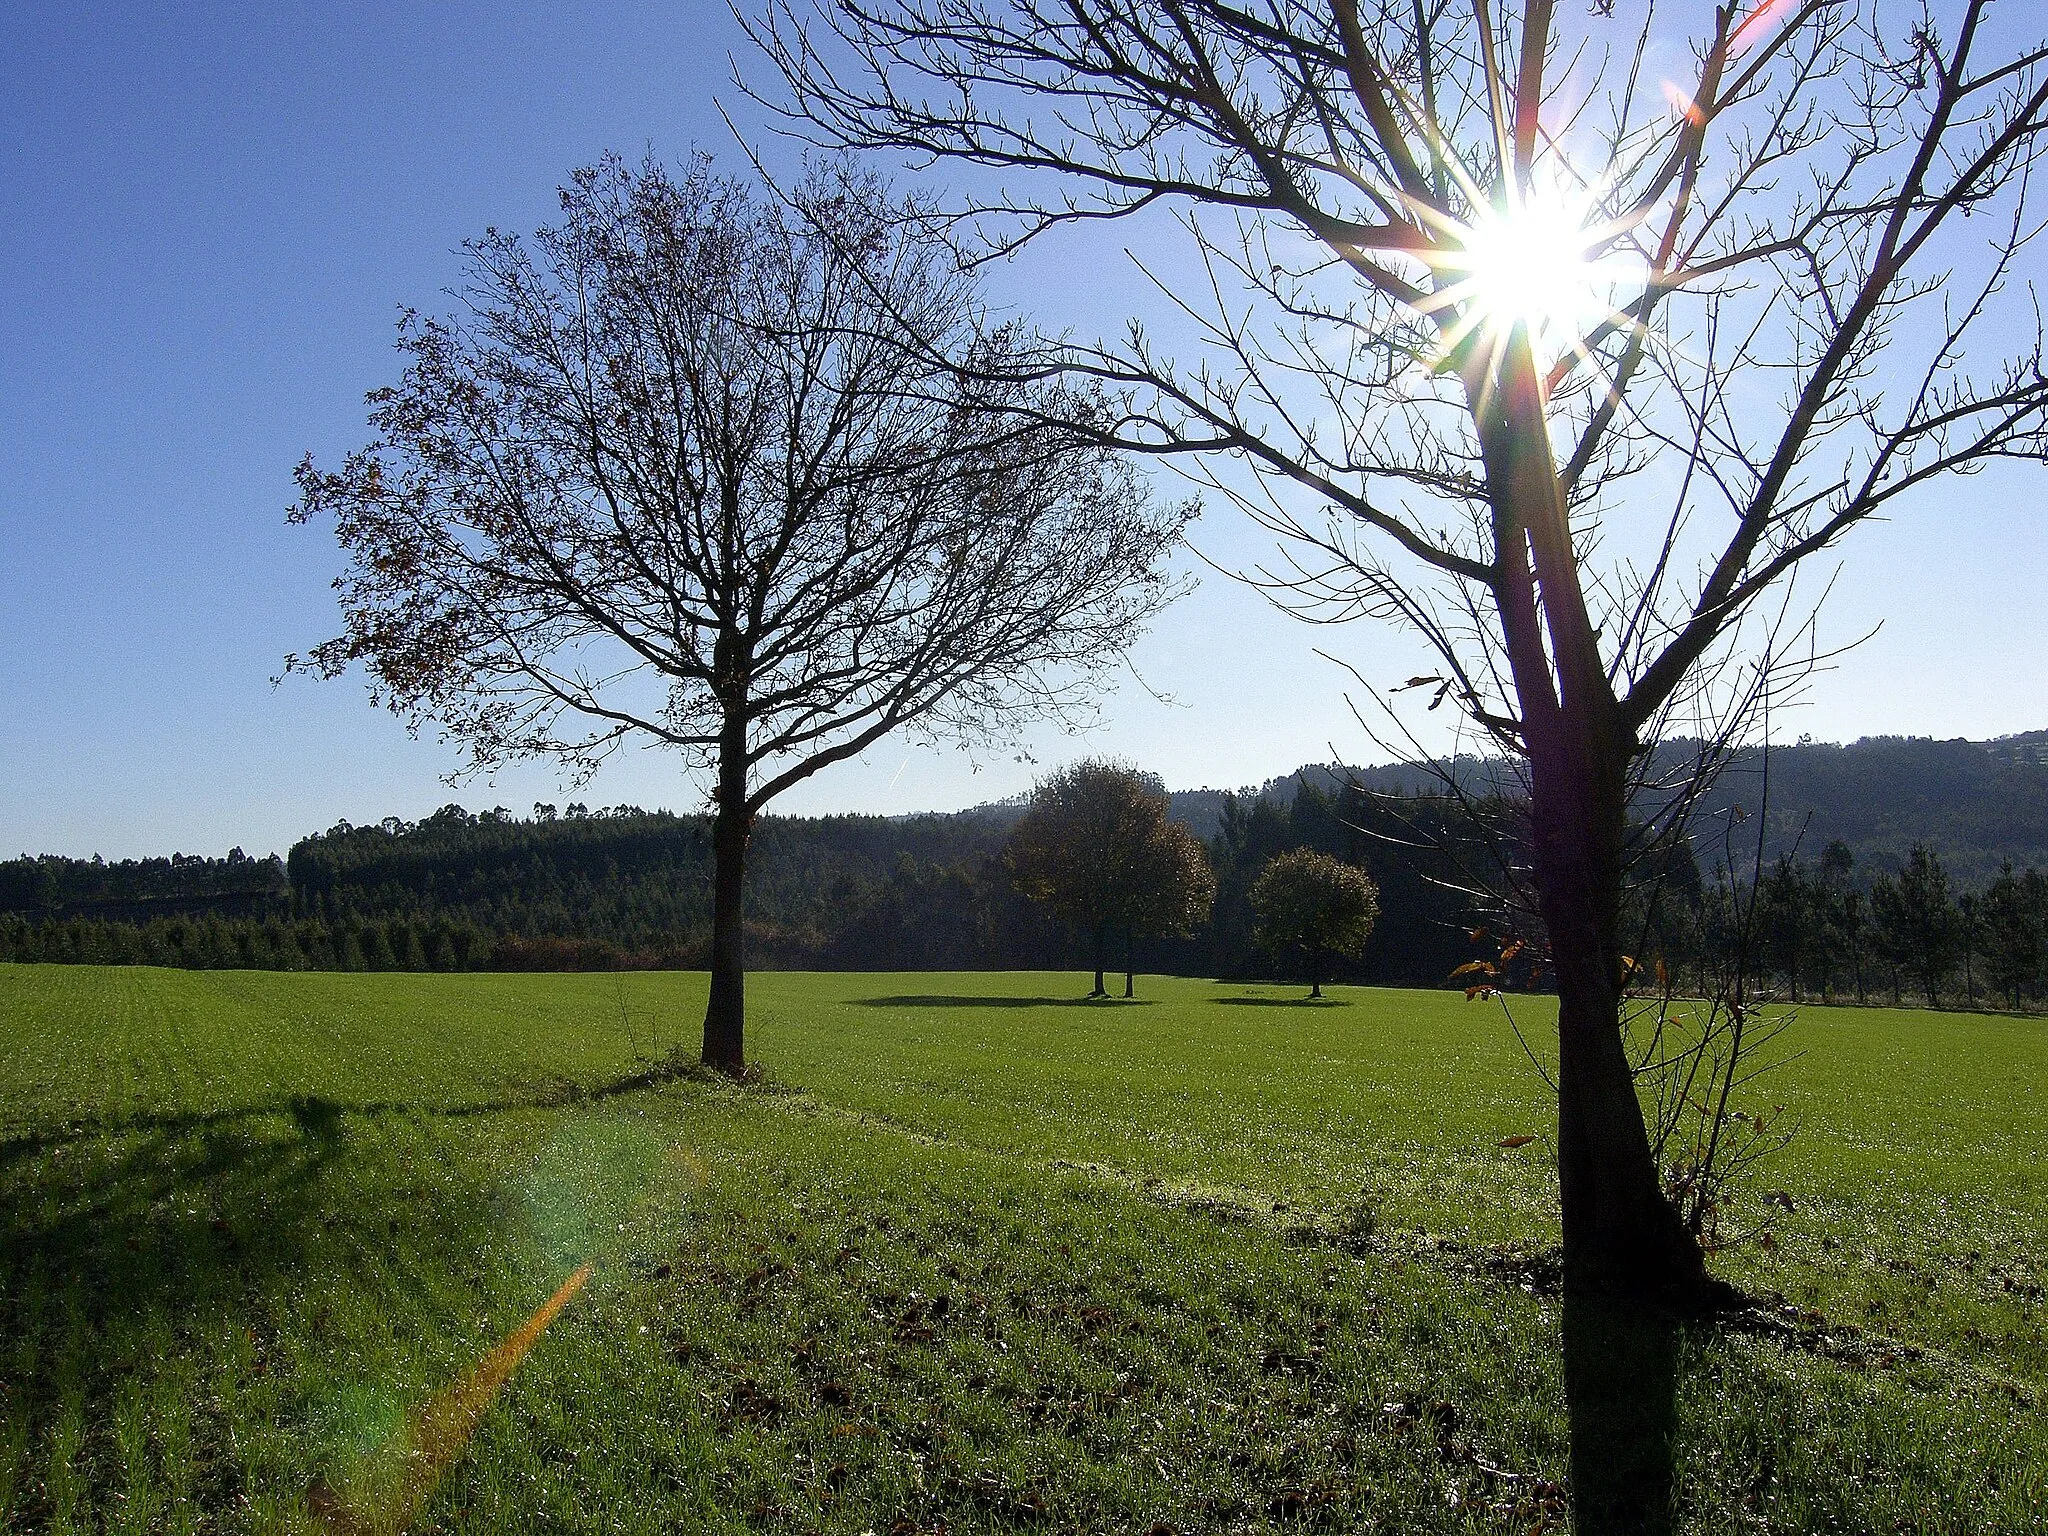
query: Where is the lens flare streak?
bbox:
[311,1262,594,1535]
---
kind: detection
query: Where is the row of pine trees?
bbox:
[0,913,500,973]
[5,790,2048,1010]
[1713,842,2048,1009]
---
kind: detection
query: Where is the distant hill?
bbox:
[931,733,2047,887]
[7,731,2046,936]
[1672,734,2048,885]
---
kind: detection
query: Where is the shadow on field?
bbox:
[0,1057,688,1166]
[0,1104,495,1525]
[1563,1294,1682,1536]
[1213,995,1351,1008]
[855,994,1157,1009]
[0,1096,490,1318]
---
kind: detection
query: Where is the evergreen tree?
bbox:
[1871,845,1961,1006]
[1759,854,1814,1001]
[1981,862,2048,1010]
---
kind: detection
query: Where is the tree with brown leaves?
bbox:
[1006,759,1215,996]
[291,156,1192,1073]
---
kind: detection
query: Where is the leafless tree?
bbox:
[749,0,2048,1301]
[290,155,1192,1073]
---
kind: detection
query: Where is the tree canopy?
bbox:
[1006,759,1215,995]
[1250,849,1381,999]
[291,154,1192,1069]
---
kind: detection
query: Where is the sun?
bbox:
[1460,196,1607,345]
[1409,174,1641,375]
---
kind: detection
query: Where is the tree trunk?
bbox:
[701,712,750,1075]
[1536,766,1711,1303]
[1309,945,1323,1000]
[1124,926,1135,998]
[1091,923,1107,997]
[1475,330,1711,1306]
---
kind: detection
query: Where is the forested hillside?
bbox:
[1679,734,2048,885]
[1190,733,2048,884]
[5,733,2046,995]
[0,786,1473,984]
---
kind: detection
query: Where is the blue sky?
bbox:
[3,2,2043,859]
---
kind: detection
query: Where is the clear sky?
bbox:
[3,2,2043,860]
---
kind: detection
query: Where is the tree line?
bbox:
[0,846,287,919]
[0,782,1445,981]
[9,782,2048,1011]
[8,779,2047,1011]
[0,911,499,973]
[1717,842,2048,1010]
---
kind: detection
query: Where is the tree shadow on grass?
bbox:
[854,994,1157,1009]
[0,1056,696,1167]
[1563,1293,1683,1535]
[0,1066,677,1527]
[0,1094,513,1325]
[0,1107,489,1522]
[1212,995,1351,1008]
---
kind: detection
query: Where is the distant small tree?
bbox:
[1812,841,1858,1003]
[1758,854,1813,1002]
[1957,892,1983,1009]
[1250,850,1380,999]
[1005,759,1212,996]
[1115,820,1216,997]
[1825,886,1870,1007]
[1868,874,1907,1006]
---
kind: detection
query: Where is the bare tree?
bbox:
[751,0,2048,1300]
[290,155,1192,1073]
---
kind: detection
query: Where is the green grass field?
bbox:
[0,966,2041,1532]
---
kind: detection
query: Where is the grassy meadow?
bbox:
[0,965,2042,1532]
